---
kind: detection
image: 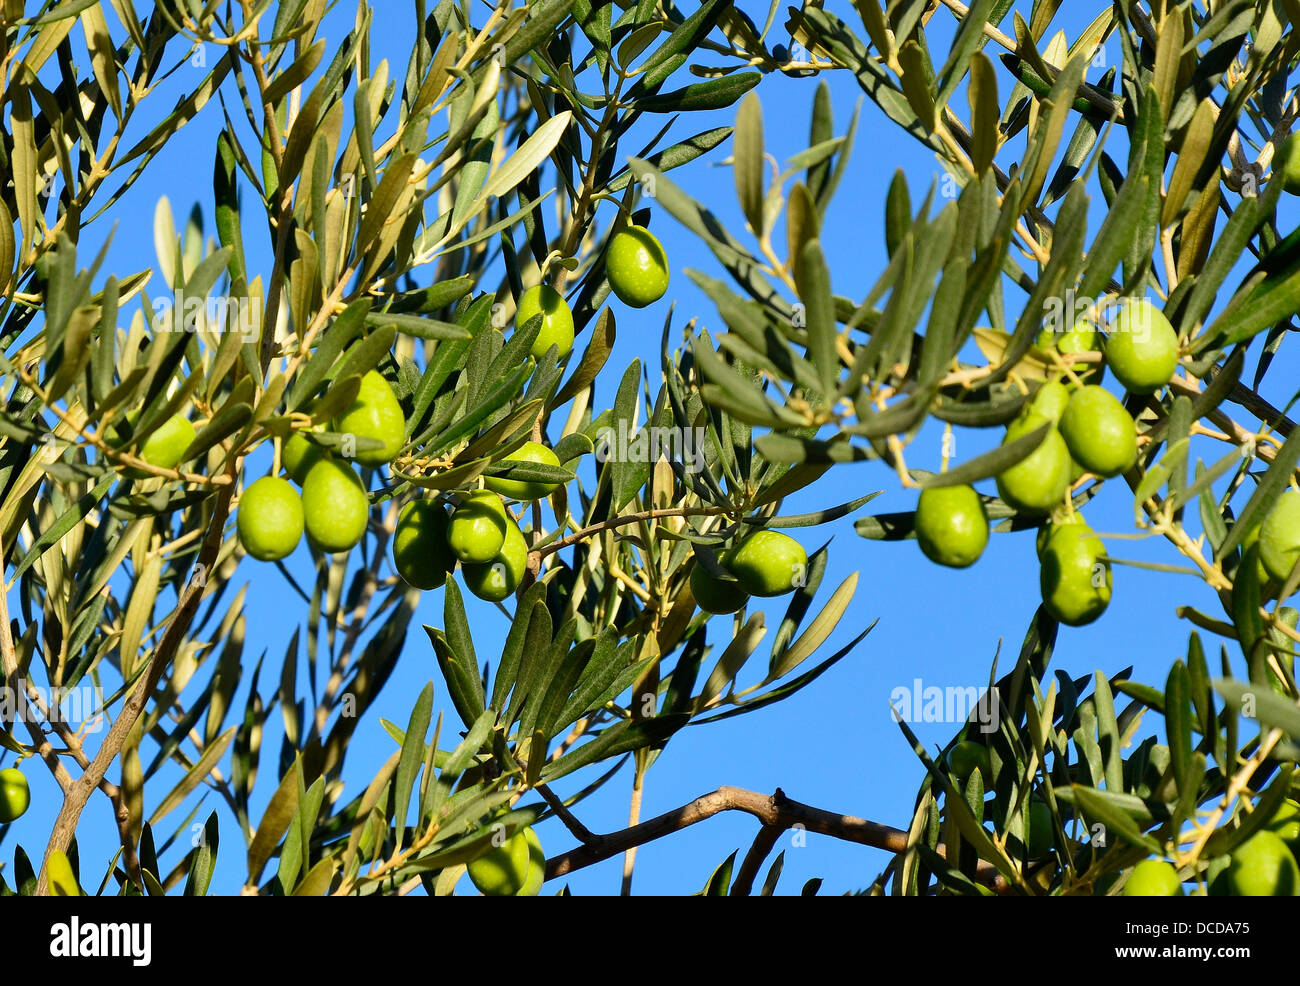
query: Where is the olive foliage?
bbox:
[0,0,1299,898]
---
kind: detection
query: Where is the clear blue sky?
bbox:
[2,1,1292,895]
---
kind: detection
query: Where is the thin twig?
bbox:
[537,506,731,559]
[536,783,597,844]
[731,824,783,896]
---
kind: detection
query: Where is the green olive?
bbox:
[1036,513,1090,560]
[0,767,31,823]
[1260,490,1300,584]
[1279,135,1300,195]
[467,827,531,896]
[393,500,455,590]
[516,285,574,360]
[1025,798,1054,859]
[914,484,989,568]
[1265,798,1300,852]
[1030,380,1071,423]
[1123,859,1184,896]
[946,741,991,781]
[1103,300,1179,395]
[447,491,508,564]
[517,827,546,896]
[333,370,406,467]
[462,520,529,602]
[301,458,370,553]
[483,441,563,502]
[725,531,808,597]
[689,559,749,614]
[138,413,196,471]
[237,475,305,562]
[994,411,1072,515]
[1039,521,1111,626]
[1058,385,1137,478]
[605,225,670,308]
[283,427,327,485]
[1226,830,1300,896]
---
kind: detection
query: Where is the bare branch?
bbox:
[544,785,1007,893]
[731,824,782,896]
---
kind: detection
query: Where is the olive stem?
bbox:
[1178,728,1284,868]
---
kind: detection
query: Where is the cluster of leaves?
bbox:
[647,0,1300,892]
[0,0,886,897]
[6,0,1300,897]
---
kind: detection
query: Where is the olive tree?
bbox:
[0,0,1298,898]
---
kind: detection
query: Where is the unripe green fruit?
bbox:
[47,849,81,896]
[1030,380,1070,423]
[283,428,326,485]
[447,491,508,564]
[1036,514,1089,559]
[301,459,369,553]
[462,520,528,602]
[1058,385,1137,478]
[946,741,991,781]
[995,412,1072,515]
[915,484,989,568]
[1104,300,1179,394]
[1039,521,1111,626]
[517,827,546,896]
[1279,136,1300,195]
[237,476,304,561]
[0,767,31,823]
[1036,321,1100,380]
[1058,320,1097,353]
[467,828,531,896]
[483,441,562,501]
[1026,798,1053,858]
[606,225,670,308]
[333,370,405,467]
[1226,830,1300,895]
[1124,859,1184,896]
[516,285,574,360]
[1260,490,1300,584]
[138,413,196,471]
[1265,798,1300,852]
[689,560,749,615]
[726,531,808,597]
[1034,382,1086,483]
[393,500,454,590]
[1241,523,1275,587]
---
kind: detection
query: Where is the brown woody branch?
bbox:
[543,785,1008,893]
